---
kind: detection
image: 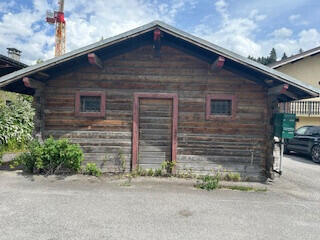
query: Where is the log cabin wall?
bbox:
[43,44,268,180]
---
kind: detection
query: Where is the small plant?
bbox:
[84,163,102,177]
[195,175,220,191]
[154,168,162,177]
[120,175,132,187]
[131,166,148,177]
[161,160,176,175]
[224,172,241,182]
[115,149,126,173]
[147,168,154,176]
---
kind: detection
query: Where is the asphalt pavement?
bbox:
[0,154,319,240]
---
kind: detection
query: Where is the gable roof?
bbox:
[0,54,28,77]
[0,20,319,99]
[269,46,320,69]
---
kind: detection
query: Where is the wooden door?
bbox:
[138,99,173,169]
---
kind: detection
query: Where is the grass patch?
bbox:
[220,185,267,192]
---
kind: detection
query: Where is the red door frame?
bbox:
[132,93,178,170]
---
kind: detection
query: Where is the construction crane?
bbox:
[46,0,66,57]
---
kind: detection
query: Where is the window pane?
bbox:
[211,99,231,115]
[80,96,101,112]
[295,127,308,135]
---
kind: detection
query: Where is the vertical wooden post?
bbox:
[265,95,279,179]
[32,88,45,143]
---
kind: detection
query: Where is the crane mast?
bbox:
[46,0,66,57]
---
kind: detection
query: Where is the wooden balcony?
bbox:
[279,101,320,116]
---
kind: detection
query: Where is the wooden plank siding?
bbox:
[138,98,172,169]
[43,44,268,179]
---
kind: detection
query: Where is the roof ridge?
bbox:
[269,45,320,68]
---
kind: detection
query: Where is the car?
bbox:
[284,125,320,163]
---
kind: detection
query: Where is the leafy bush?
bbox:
[83,163,102,177]
[196,175,220,191]
[0,96,34,145]
[15,137,83,174]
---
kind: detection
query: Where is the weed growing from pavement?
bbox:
[195,175,220,190]
[220,185,267,192]
[83,163,102,177]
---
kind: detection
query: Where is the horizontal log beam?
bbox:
[88,53,103,69]
[211,56,225,72]
[22,77,45,90]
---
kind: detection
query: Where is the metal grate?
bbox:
[80,96,101,112]
[210,99,231,115]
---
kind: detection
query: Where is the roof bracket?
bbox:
[268,84,298,100]
[88,53,103,69]
[153,28,162,57]
[211,56,225,72]
[268,84,289,95]
[22,77,45,90]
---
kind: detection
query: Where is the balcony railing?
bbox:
[279,101,320,116]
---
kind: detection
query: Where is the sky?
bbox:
[0,0,319,65]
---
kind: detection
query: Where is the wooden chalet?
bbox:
[0,21,318,180]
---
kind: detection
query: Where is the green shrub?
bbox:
[0,96,34,146]
[195,175,220,191]
[15,137,83,174]
[84,163,102,177]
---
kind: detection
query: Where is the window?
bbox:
[211,99,232,115]
[302,126,320,136]
[295,126,308,135]
[206,94,236,120]
[75,91,105,117]
[80,96,101,112]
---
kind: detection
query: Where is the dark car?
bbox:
[284,126,320,163]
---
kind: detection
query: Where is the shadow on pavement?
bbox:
[284,152,320,166]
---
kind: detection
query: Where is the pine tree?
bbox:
[269,48,277,64]
[299,48,303,54]
[281,52,288,60]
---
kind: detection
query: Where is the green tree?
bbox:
[36,59,43,64]
[299,48,303,54]
[281,52,288,60]
[269,48,277,64]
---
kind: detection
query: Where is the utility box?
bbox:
[273,113,296,139]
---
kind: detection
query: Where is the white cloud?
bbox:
[249,9,266,21]
[298,29,320,49]
[193,0,319,59]
[289,14,300,21]
[0,0,318,65]
[194,2,263,57]
[0,0,196,64]
[272,27,293,39]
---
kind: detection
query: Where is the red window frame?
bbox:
[75,91,106,117]
[206,94,236,120]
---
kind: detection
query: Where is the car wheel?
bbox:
[311,145,320,163]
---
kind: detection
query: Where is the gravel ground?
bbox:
[0,154,320,240]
